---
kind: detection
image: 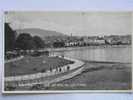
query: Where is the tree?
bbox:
[53,41,65,48]
[33,36,44,49]
[5,23,16,52]
[15,33,35,50]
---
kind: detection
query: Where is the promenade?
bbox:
[5,56,24,64]
[5,56,85,89]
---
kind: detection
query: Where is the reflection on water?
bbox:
[54,46,131,63]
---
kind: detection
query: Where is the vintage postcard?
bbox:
[3,11,132,93]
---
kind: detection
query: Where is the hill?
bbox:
[16,28,65,37]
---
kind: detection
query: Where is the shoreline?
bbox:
[4,54,131,91]
[46,45,131,52]
[49,61,131,90]
[83,60,131,64]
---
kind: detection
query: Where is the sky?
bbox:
[5,11,132,36]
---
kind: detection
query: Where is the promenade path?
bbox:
[5,56,85,87]
[5,56,24,64]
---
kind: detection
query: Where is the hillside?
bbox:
[16,28,65,37]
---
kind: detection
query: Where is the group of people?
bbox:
[49,65,70,73]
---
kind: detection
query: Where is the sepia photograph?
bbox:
[3,11,132,93]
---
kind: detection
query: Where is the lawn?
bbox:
[5,55,74,77]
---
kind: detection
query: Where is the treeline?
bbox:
[53,41,65,48]
[5,23,45,52]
